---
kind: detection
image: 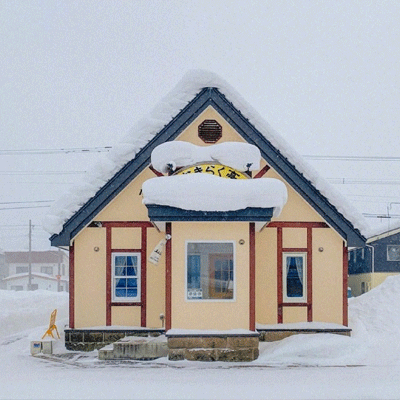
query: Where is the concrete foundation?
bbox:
[166,332,260,362]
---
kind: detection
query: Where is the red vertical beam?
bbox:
[343,243,349,326]
[249,223,256,331]
[69,242,75,329]
[106,226,112,326]
[307,227,313,322]
[141,227,147,327]
[165,223,172,331]
[277,227,283,323]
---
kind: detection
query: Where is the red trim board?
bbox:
[165,223,172,331]
[343,243,348,326]
[141,226,147,327]
[249,223,256,331]
[69,242,75,329]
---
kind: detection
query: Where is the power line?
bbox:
[0,201,54,205]
[328,178,400,185]
[304,155,400,161]
[0,205,51,211]
[0,147,111,155]
[0,171,86,175]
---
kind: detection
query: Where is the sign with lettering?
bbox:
[175,163,248,179]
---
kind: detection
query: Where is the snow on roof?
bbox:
[142,174,287,217]
[151,141,261,174]
[43,70,369,236]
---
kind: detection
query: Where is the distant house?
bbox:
[0,253,6,289]
[47,72,366,360]
[2,250,68,292]
[2,272,68,292]
[349,225,400,297]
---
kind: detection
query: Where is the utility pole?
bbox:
[28,220,32,290]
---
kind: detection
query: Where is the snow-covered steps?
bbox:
[98,335,168,361]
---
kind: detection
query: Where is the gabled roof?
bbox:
[46,71,367,247]
[367,222,400,243]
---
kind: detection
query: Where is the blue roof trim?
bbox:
[51,87,366,247]
[146,205,274,222]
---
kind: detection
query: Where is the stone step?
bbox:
[98,335,168,361]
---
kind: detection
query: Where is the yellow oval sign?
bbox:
[175,163,248,179]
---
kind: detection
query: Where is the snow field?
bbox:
[1,276,400,398]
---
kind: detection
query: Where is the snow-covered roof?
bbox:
[151,141,261,174]
[142,174,287,217]
[43,70,368,241]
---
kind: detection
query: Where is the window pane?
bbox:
[113,253,140,301]
[187,242,234,300]
[127,288,138,298]
[127,278,137,288]
[115,278,126,288]
[285,255,304,299]
[387,245,400,261]
[115,288,127,298]
[126,266,137,276]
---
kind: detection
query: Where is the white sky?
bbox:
[1,1,400,251]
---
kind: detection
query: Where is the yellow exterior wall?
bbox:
[177,106,247,145]
[146,229,166,328]
[170,222,250,330]
[111,227,141,249]
[96,167,154,222]
[312,228,343,324]
[111,307,141,327]
[349,272,399,297]
[255,228,277,325]
[74,227,107,328]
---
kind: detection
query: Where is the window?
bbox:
[41,266,53,275]
[112,253,140,302]
[16,266,28,274]
[11,285,23,291]
[387,245,400,261]
[186,242,234,300]
[283,253,307,302]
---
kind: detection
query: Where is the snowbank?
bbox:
[142,174,288,217]
[0,289,68,339]
[43,70,369,237]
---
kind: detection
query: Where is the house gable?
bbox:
[50,88,365,247]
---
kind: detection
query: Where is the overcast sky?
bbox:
[1,1,400,251]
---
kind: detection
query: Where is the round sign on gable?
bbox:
[175,163,248,179]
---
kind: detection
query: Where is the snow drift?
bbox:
[142,174,288,217]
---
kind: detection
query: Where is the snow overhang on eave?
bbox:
[145,204,274,232]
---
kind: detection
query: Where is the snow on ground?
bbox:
[1,278,400,399]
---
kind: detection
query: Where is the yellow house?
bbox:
[47,72,366,361]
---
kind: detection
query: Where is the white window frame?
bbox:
[112,252,141,303]
[185,240,236,302]
[387,245,400,261]
[283,252,307,303]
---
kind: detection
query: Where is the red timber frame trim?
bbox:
[343,243,349,326]
[249,223,256,331]
[270,221,328,323]
[253,164,271,179]
[149,164,164,177]
[165,223,172,331]
[69,242,75,329]
[104,221,154,327]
